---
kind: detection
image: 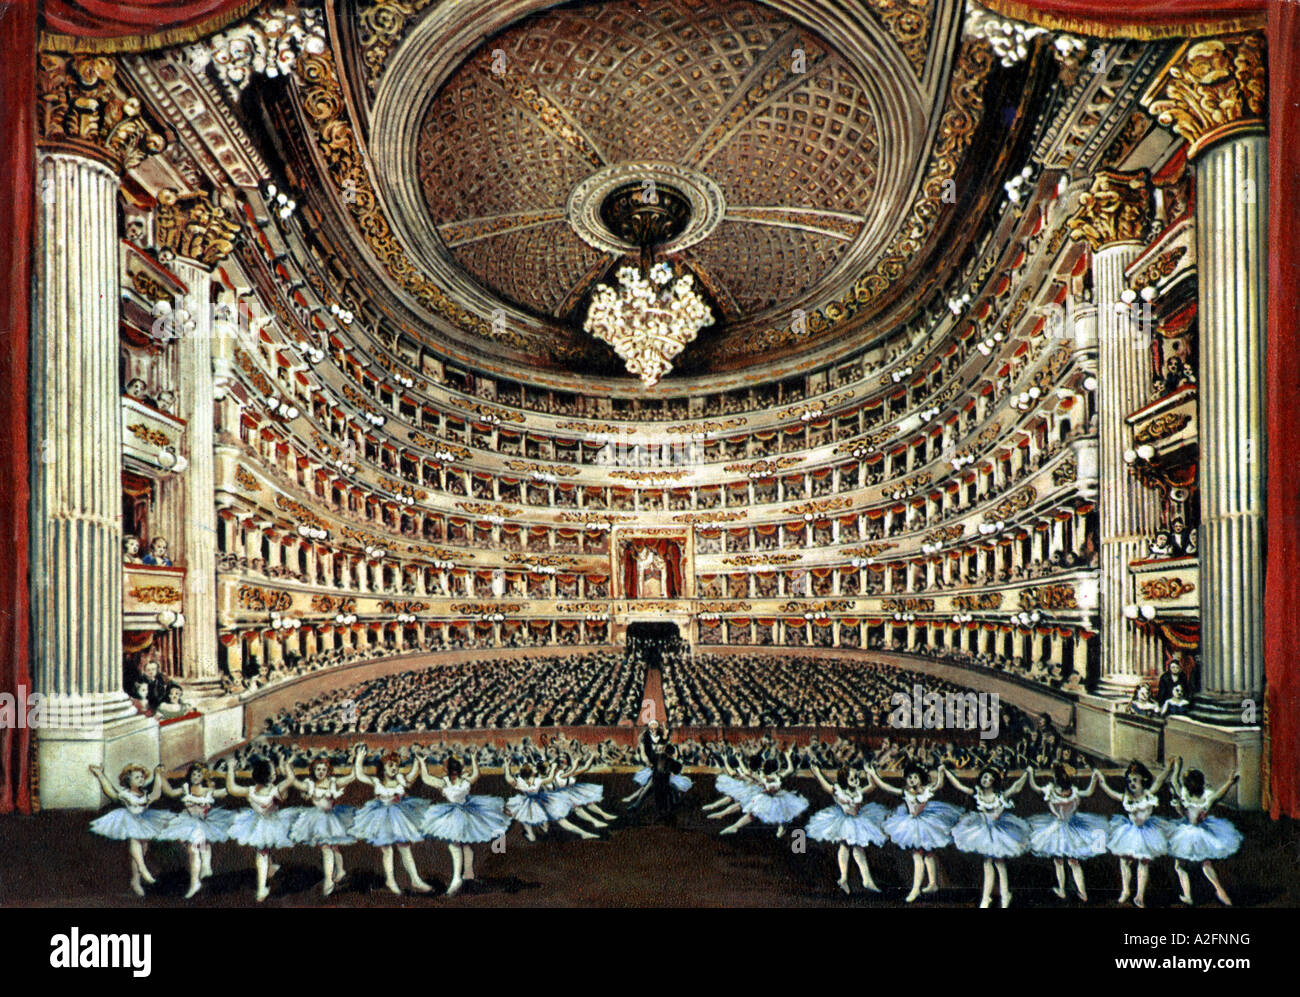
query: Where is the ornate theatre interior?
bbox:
[1,0,1296,821]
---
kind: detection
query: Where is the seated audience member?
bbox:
[142,536,173,566]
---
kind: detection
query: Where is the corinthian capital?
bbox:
[154,189,242,267]
[36,53,166,171]
[1066,169,1152,251]
[1140,33,1266,159]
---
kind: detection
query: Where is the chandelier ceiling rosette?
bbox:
[580,179,715,386]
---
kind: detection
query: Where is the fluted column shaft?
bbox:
[1095,243,1161,689]
[1195,134,1267,716]
[173,258,219,680]
[31,148,133,723]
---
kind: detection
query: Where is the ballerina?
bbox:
[705,749,762,819]
[1166,758,1242,906]
[549,749,618,828]
[805,765,887,894]
[870,762,963,903]
[1093,760,1174,907]
[282,754,357,897]
[1024,765,1108,902]
[224,755,296,902]
[156,763,233,898]
[945,765,1031,908]
[720,746,808,838]
[417,749,511,895]
[88,763,170,897]
[504,759,599,841]
[350,744,433,895]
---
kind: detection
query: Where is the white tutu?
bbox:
[289,806,357,846]
[883,801,963,851]
[632,767,652,787]
[89,806,170,841]
[421,796,511,843]
[1165,816,1242,861]
[743,789,809,825]
[507,790,573,825]
[228,808,294,850]
[715,774,755,802]
[1026,812,1109,859]
[1107,815,1173,859]
[670,773,692,794]
[350,798,429,845]
[806,802,889,847]
[156,809,234,846]
[952,811,1031,858]
[554,782,604,806]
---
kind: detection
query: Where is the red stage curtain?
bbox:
[1264,0,1300,819]
[42,0,264,50]
[0,0,34,815]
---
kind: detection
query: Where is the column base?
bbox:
[1163,715,1261,809]
[1093,674,1146,699]
[1188,691,1257,726]
[38,710,159,810]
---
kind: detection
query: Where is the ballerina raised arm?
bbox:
[1150,758,1175,795]
[352,743,375,787]
[942,764,974,796]
[88,763,124,803]
[1004,768,1030,798]
[224,757,250,798]
[810,764,836,796]
[865,766,901,796]
[1091,767,1124,802]
[1023,764,1045,795]
[1206,768,1241,807]
[780,745,796,779]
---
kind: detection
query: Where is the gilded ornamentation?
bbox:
[154,188,241,266]
[1066,170,1152,251]
[882,597,935,612]
[1019,584,1077,612]
[721,554,803,566]
[128,585,183,605]
[127,423,171,448]
[1141,34,1266,156]
[234,466,258,490]
[953,592,1002,611]
[237,586,294,612]
[36,53,166,169]
[1134,413,1192,445]
[1139,577,1195,600]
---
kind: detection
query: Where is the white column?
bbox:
[32,148,156,806]
[1194,133,1267,718]
[173,258,219,681]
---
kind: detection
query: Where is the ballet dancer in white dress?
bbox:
[1093,760,1174,907]
[504,760,599,841]
[1166,758,1242,906]
[945,765,1031,908]
[549,749,617,829]
[350,744,433,895]
[282,755,357,896]
[1024,765,1108,902]
[156,763,233,898]
[720,746,808,838]
[806,765,887,894]
[88,763,170,896]
[703,749,759,817]
[224,756,296,902]
[417,749,511,895]
[870,762,963,903]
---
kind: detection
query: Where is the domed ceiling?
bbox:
[414,0,881,325]
[243,0,1043,387]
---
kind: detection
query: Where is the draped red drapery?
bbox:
[0,0,1295,816]
[622,539,684,600]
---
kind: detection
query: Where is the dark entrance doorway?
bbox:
[626,621,682,670]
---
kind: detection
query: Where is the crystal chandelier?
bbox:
[585,261,713,387]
